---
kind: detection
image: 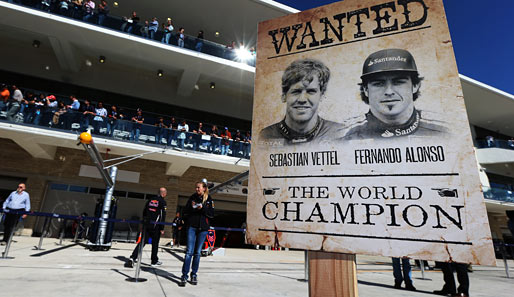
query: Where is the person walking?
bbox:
[179,181,214,286]
[127,187,167,267]
[434,262,470,297]
[1,183,31,245]
[392,257,416,291]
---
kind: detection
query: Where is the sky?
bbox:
[276,0,514,95]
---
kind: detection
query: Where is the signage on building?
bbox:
[247,0,495,265]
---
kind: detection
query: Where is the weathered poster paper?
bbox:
[247,0,495,265]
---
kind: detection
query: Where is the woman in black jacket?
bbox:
[179,181,214,287]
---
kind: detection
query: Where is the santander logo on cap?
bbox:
[368,56,407,67]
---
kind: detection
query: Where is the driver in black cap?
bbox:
[342,48,449,140]
[259,59,339,145]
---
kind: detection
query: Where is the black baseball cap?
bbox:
[361,48,418,79]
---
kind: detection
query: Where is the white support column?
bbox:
[177,69,200,97]
[165,162,190,177]
[12,138,56,160]
[48,36,81,72]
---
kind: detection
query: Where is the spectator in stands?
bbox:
[243,131,251,158]
[161,19,174,44]
[486,135,495,147]
[220,127,231,155]
[149,17,158,40]
[22,92,36,123]
[232,130,243,157]
[97,1,109,25]
[93,101,107,134]
[209,125,221,154]
[58,0,71,16]
[82,0,95,22]
[140,20,150,38]
[249,47,256,66]
[45,95,58,113]
[121,11,139,34]
[38,0,52,12]
[192,122,208,151]
[177,119,189,149]
[64,95,80,129]
[32,94,47,126]
[185,122,196,149]
[6,85,23,122]
[131,108,144,141]
[52,101,67,128]
[177,27,185,48]
[67,95,81,111]
[106,105,119,137]
[80,99,95,131]
[155,117,167,144]
[71,0,83,19]
[0,84,9,111]
[225,41,236,60]
[179,181,214,287]
[195,30,204,52]
[508,138,514,149]
[117,108,128,139]
[167,117,177,146]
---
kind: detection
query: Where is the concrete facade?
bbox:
[0,137,246,237]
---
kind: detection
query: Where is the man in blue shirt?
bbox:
[64,95,81,130]
[2,183,31,245]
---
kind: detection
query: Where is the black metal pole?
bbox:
[58,219,66,245]
[501,244,510,278]
[36,217,51,250]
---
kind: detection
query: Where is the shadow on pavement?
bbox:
[112,255,182,286]
[111,268,132,279]
[162,248,185,262]
[357,280,436,295]
[262,272,305,282]
[30,243,79,257]
[141,265,182,285]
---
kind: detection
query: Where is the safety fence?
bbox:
[0,209,244,257]
[1,209,512,280]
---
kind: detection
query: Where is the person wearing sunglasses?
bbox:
[1,183,31,245]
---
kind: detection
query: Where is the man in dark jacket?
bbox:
[128,187,167,267]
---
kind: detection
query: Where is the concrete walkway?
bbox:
[0,236,513,297]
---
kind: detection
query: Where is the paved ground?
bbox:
[0,236,513,297]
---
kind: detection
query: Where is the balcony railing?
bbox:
[476,139,514,150]
[0,109,251,159]
[2,0,256,67]
[483,186,514,203]
[0,114,251,159]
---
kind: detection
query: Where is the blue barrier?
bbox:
[0,209,245,232]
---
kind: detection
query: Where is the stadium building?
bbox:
[0,0,512,248]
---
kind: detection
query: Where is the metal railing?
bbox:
[0,114,252,159]
[476,139,514,150]
[482,186,514,203]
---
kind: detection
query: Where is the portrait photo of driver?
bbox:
[258,59,340,145]
[342,48,449,140]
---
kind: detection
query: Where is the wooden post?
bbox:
[308,251,358,297]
